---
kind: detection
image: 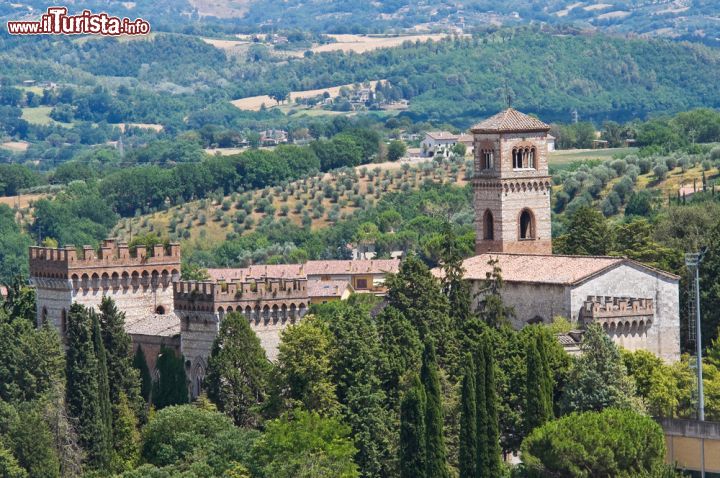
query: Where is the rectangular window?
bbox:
[355,278,368,289]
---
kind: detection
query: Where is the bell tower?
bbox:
[471,108,552,255]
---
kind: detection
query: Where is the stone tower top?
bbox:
[470,108,550,134]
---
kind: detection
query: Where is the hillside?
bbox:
[112,155,471,245]
[4,1,719,43]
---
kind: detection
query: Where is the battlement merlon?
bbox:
[29,239,181,277]
[580,296,655,321]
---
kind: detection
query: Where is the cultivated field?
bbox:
[310,33,448,54]
[231,80,382,111]
[0,141,30,152]
[548,147,637,165]
[113,156,469,246]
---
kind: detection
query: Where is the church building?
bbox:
[464,109,680,362]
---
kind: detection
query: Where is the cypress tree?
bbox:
[91,310,112,465]
[536,334,554,420]
[151,345,188,409]
[483,340,501,477]
[132,345,152,402]
[99,296,142,412]
[459,355,477,478]
[65,303,108,469]
[475,336,488,478]
[420,341,449,478]
[399,374,426,478]
[524,335,550,434]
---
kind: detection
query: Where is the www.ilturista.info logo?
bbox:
[7,7,150,35]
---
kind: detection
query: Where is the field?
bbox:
[113,156,470,246]
[548,147,637,165]
[21,107,60,126]
[0,141,30,152]
[231,80,382,111]
[309,33,448,55]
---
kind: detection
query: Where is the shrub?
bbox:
[521,408,665,478]
[652,164,668,180]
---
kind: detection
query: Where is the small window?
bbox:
[155,305,166,315]
[355,278,368,289]
[481,149,494,170]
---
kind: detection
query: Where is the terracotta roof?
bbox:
[458,133,474,144]
[305,259,400,276]
[471,108,550,134]
[307,280,353,298]
[207,259,400,282]
[125,313,180,337]
[439,253,677,286]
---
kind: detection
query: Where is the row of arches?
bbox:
[480,208,536,241]
[602,319,652,335]
[217,302,308,321]
[512,146,536,169]
[70,269,180,291]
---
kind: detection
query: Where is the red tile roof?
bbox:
[307,280,354,298]
[207,259,400,282]
[425,131,459,141]
[436,253,677,286]
[471,108,550,134]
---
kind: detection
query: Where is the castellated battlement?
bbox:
[29,239,181,284]
[580,295,655,331]
[174,277,309,314]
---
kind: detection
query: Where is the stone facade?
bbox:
[466,259,680,361]
[472,109,553,255]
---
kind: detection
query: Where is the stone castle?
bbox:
[29,108,681,398]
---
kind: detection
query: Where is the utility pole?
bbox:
[685,248,707,478]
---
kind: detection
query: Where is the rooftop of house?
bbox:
[207,259,401,282]
[307,280,354,298]
[425,131,459,141]
[433,253,678,286]
[471,108,551,134]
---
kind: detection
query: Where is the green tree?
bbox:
[524,334,553,434]
[274,317,339,415]
[0,442,27,478]
[474,260,514,328]
[387,141,407,162]
[521,408,666,478]
[205,312,270,427]
[554,206,612,256]
[561,324,636,413]
[481,339,501,477]
[6,404,60,478]
[474,336,489,476]
[458,356,476,478]
[420,342,449,478]
[151,346,188,410]
[252,410,359,478]
[90,311,113,468]
[65,303,109,470]
[132,346,152,403]
[109,392,140,473]
[399,374,426,478]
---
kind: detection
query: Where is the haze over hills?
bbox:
[2,0,720,43]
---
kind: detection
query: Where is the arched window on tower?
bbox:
[481,149,494,170]
[483,210,494,240]
[512,148,522,169]
[528,147,536,169]
[519,209,535,240]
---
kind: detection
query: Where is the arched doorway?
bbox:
[519,209,535,240]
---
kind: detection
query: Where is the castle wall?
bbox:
[72,284,175,323]
[570,263,680,362]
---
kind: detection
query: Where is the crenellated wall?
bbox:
[29,239,181,333]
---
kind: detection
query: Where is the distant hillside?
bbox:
[3,1,720,42]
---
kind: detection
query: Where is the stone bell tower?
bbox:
[471,108,553,255]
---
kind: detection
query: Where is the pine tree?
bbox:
[399,374,426,478]
[459,355,477,478]
[420,341,449,478]
[524,335,551,434]
[91,311,112,462]
[151,346,189,410]
[109,392,140,473]
[483,340,501,477]
[474,337,488,478]
[132,345,152,402]
[65,303,109,470]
